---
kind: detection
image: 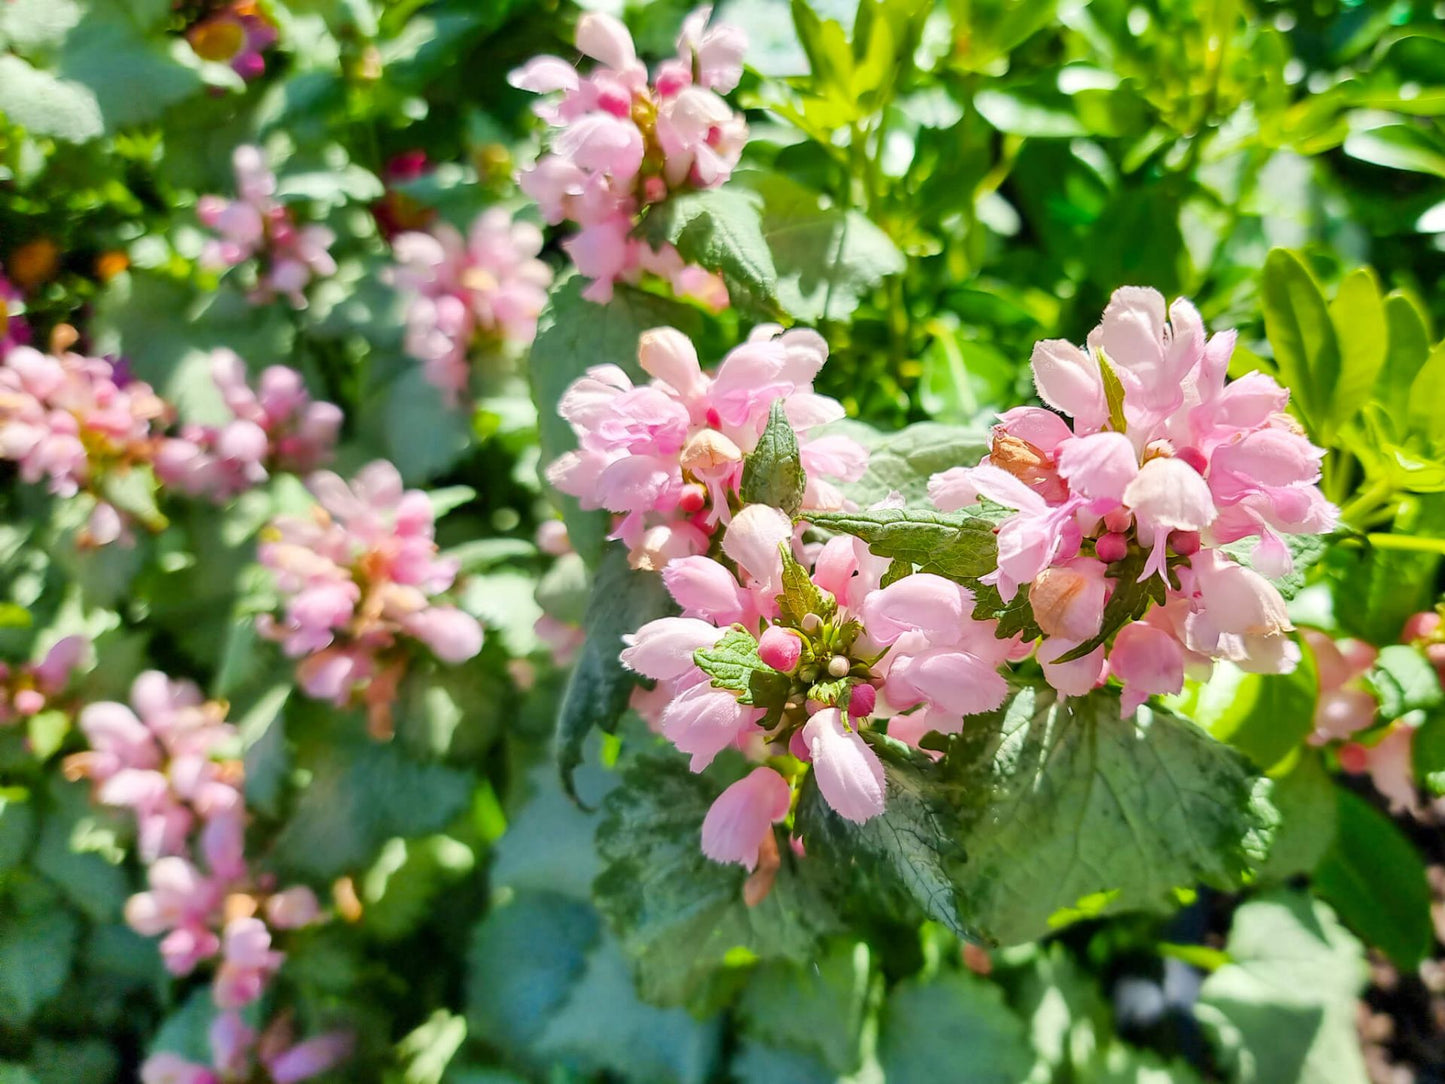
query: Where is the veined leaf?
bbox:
[807,507,998,580]
[741,400,807,516]
[694,628,790,709]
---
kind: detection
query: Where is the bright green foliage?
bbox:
[1197,891,1369,1084]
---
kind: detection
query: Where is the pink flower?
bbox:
[200,146,336,308]
[701,767,792,869]
[1340,724,1419,815]
[510,8,746,302]
[548,325,867,570]
[257,461,482,735]
[930,286,1336,712]
[185,3,277,81]
[802,709,885,823]
[391,209,553,399]
[155,351,341,501]
[622,506,1013,858]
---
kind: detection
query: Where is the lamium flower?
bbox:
[199,146,337,308]
[0,343,171,544]
[185,2,278,81]
[391,208,553,399]
[66,672,323,1004]
[0,635,88,727]
[508,7,746,304]
[156,350,342,500]
[256,460,483,737]
[929,287,1337,714]
[140,1009,352,1084]
[372,150,436,240]
[622,503,1014,871]
[547,324,869,569]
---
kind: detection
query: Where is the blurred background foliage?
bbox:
[2,1,1445,1082]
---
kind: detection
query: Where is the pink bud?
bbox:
[265,886,321,929]
[1169,530,1201,556]
[1402,612,1441,644]
[13,688,44,715]
[758,626,802,673]
[1103,507,1133,534]
[1094,532,1129,563]
[847,682,877,718]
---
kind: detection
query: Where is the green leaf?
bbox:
[877,971,1034,1084]
[529,277,702,566]
[942,684,1271,945]
[778,545,834,627]
[1366,643,1444,721]
[1325,267,1387,434]
[1333,493,1445,643]
[1196,890,1368,1084]
[741,401,807,516]
[465,889,600,1053]
[1255,751,1337,883]
[0,55,103,142]
[382,367,474,485]
[1416,710,1445,795]
[736,942,870,1075]
[737,171,905,322]
[272,741,474,879]
[828,420,990,506]
[807,507,999,580]
[1373,291,1433,422]
[1313,786,1432,969]
[1406,340,1445,445]
[1098,351,1128,434]
[1186,655,1318,770]
[1344,122,1445,178]
[642,187,779,314]
[796,734,974,937]
[56,5,209,130]
[555,543,674,800]
[695,628,790,708]
[1262,249,1340,440]
[594,751,842,1008]
[0,898,77,1025]
[532,936,722,1083]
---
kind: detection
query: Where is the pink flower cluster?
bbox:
[0,635,88,727]
[548,325,868,569]
[156,351,342,500]
[391,209,553,398]
[622,503,1016,873]
[199,146,337,308]
[257,461,483,737]
[0,343,171,544]
[0,266,28,353]
[143,1012,351,1084]
[66,673,324,1009]
[67,672,349,1084]
[929,287,1338,714]
[510,7,746,304]
[185,2,278,82]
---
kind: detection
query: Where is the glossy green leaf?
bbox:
[1261,249,1339,440]
[1325,266,1387,433]
[1313,786,1433,969]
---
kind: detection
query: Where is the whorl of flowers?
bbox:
[256,460,483,737]
[0,343,171,545]
[185,2,278,82]
[929,287,1338,714]
[156,350,343,501]
[0,635,89,727]
[509,7,746,305]
[199,146,337,308]
[546,324,869,570]
[622,503,1016,874]
[391,208,554,399]
[65,673,326,1006]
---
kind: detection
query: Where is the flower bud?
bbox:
[758,626,803,673]
[1094,532,1129,563]
[679,428,743,475]
[827,655,851,679]
[846,682,876,718]
[1169,530,1201,556]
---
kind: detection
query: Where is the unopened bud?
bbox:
[758,626,803,673]
[846,682,876,718]
[1103,507,1133,534]
[1169,530,1201,556]
[1094,532,1129,563]
[800,613,823,634]
[827,655,850,679]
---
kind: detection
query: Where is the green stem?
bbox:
[1366,533,1445,555]
[1338,475,1393,529]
